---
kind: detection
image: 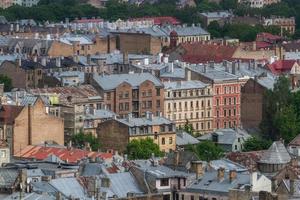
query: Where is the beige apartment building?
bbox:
[164,80,214,134]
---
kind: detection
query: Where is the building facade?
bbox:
[164,80,214,134]
[97,113,176,153]
[186,63,242,130]
[89,73,164,118]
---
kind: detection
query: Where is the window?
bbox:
[168,103,171,109]
[162,137,165,145]
[173,103,177,109]
[190,101,193,108]
[235,145,238,150]
[156,88,160,96]
[224,109,227,117]
[156,100,161,108]
[201,100,204,107]
[207,122,210,129]
[191,196,194,200]
[169,137,173,144]
[207,111,210,117]
[106,93,111,100]
[160,178,169,186]
[224,98,227,105]
[234,97,236,105]
[216,99,219,106]
[196,101,199,108]
[190,113,193,119]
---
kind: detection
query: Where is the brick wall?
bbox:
[13,99,64,155]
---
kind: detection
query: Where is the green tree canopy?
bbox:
[0,75,12,92]
[126,138,163,160]
[260,76,300,143]
[242,137,272,152]
[71,132,100,151]
[188,141,224,161]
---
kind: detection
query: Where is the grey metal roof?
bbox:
[212,128,250,145]
[26,168,44,177]
[176,131,199,146]
[107,172,143,198]
[164,80,208,90]
[93,73,163,90]
[161,25,209,36]
[183,169,250,194]
[81,163,103,176]
[0,168,19,188]
[3,192,55,200]
[209,159,248,172]
[91,53,153,65]
[117,116,173,127]
[20,95,50,106]
[85,109,116,120]
[259,141,291,164]
[188,64,239,83]
[133,160,192,178]
[32,181,57,196]
[160,67,185,79]
[49,178,86,199]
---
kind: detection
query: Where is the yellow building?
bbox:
[164,80,214,135]
[97,112,176,153]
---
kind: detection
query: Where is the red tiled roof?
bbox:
[179,42,237,63]
[129,16,181,25]
[256,41,273,49]
[15,145,113,164]
[257,32,282,41]
[0,105,24,125]
[267,60,297,75]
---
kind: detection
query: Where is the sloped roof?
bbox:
[93,73,163,91]
[0,105,24,125]
[267,60,297,75]
[178,43,237,63]
[108,172,143,198]
[259,141,291,164]
[15,145,113,164]
[0,168,19,188]
[288,134,300,147]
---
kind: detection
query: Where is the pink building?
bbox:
[186,61,242,130]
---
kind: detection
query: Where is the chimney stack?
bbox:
[56,57,61,67]
[174,150,179,166]
[229,170,237,182]
[232,61,236,75]
[191,161,203,179]
[87,54,91,65]
[126,113,132,122]
[217,168,225,182]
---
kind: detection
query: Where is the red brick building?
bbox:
[186,63,242,129]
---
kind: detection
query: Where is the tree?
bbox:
[71,132,100,151]
[243,137,272,152]
[0,75,12,92]
[207,21,222,38]
[260,76,300,143]
[188,141,224,161]
[126,138,163,160]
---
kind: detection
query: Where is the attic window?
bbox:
[67,96,72,102]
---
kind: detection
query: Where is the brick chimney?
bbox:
[191,161,203,179]
[217,168,225,182]
[174,150,179,166]
[229,169,237,182]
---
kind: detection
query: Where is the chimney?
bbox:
[209,61,214,68]
[217,168,225,182]
[232,61,236,75]
[191,161,203,179]
[123,52,128,64]
[174,150,179,166]
[67,140,72,150]
[163,55,169,63]
[41,57,47,66]
[237,60,241,71]
[229,170,237,182]
[87,54,91,65]
[290,179,295,195]
[203,64,207,73]
[157,53,163,64]
[126,113,132,122]
[56,57,61,67]
[56,192,62,200]
[169,63,174,73]
[16,57,22,67]
[28,104,32,145]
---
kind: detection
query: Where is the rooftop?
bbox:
[164,80,208,90]
[259,141,291,164]
[117,115,173,127]
[93,73,163,91]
